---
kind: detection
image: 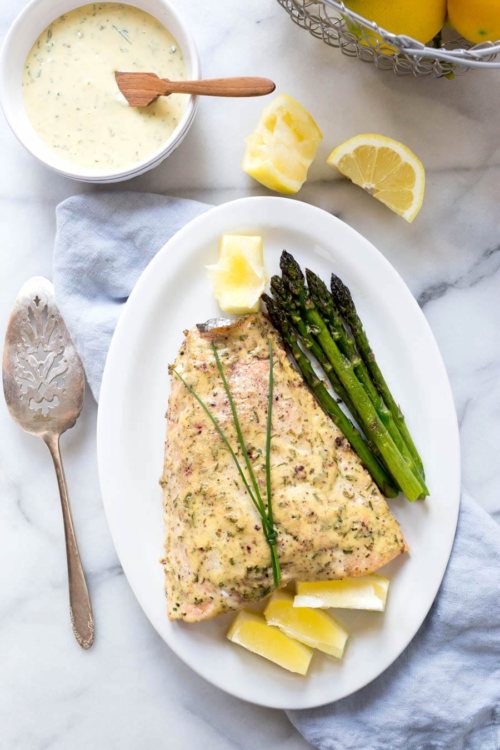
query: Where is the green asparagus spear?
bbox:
[270,275,398,486]
[270,276,355,415]
[306,269,357,352]
[307,269,428,494]
[263,294,398,498]
[331,273,425,477]
[280,251,424,502]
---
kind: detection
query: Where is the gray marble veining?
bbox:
[1,0,499,747]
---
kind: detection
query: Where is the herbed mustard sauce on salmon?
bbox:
[161,314,408,622]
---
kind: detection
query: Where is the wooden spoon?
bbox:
[115,72,276,107]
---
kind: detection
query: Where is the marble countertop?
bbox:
[1,1,499,747]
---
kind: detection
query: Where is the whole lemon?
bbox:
[448,0,500,44]
[344,0,446,44]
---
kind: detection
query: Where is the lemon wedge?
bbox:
[264,591,348,659]
[206,235,268,314]
[242,94,323,194]
[327,134,425,223]
[295,575,390,612]
[226,609,313,675]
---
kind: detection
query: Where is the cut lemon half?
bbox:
[206,235,268,314]
[295,575,390,612]
[327,135,425,223]
[227,609,313,675]
[264,590,348,659]
[242,94,323,195]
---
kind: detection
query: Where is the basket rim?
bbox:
[303,0,500,67]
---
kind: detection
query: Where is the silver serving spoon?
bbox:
[3,277,94,649]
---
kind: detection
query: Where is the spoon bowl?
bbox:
[3,277,85,436]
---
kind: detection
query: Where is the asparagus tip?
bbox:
[262,292,274,313]
[306,268,327,294]
[262,294,283,334]
[330,273,354,312]
[270,275,286,301]
[280,250,304,282]
[305,268,317,285]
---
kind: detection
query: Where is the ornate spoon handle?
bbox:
[45,433,94,649]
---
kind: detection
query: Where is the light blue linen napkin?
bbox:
[289,488,500,750]
[54,192,209,400]
[53,192,500,750]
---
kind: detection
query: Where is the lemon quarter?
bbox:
[327,134,425,223]
[206,235,268,314]
[264,591,348,659]
[295,575,390,612]
[242,94,323,195]
[227,609,313,675]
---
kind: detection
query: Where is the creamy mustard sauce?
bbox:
[22,3,187,169]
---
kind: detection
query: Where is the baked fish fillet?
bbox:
[161,313,408,622]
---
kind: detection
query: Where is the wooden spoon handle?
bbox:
[163,77,276,97]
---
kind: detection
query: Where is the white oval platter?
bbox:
[97,196,460,709]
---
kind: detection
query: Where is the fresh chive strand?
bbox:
[212,341,280,587]
[170,367,261,516]
[211,344,267,518]
[266,338,280,586]
[171,366,272,537]
[271,547,280,586]
[172,340,280,589]
[112,24,132,43]
[266,337,274,528]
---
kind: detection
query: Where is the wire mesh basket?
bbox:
[277,0,500,78]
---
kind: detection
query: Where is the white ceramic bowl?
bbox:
[0,0,200,183]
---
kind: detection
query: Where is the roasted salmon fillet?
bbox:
[161,314,408,622]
